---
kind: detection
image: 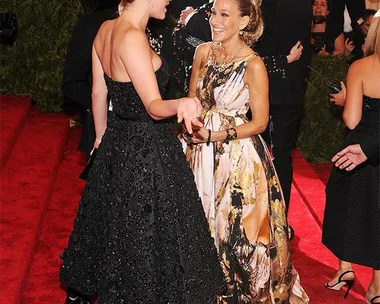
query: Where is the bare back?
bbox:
[93,18,162,82]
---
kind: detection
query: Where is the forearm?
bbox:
[148,98,179,120]
[209,120,267,143]
[92,94,108,141]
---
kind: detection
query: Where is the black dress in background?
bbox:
[60,60,225,303]
[323,96,380,269]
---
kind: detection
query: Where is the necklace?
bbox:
[212,43,245,72]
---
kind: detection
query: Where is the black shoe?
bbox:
[325,270,355,299]
[65,296,92,304]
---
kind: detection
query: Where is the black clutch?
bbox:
[79,148,98,180]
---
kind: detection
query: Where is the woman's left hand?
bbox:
[329,81,346,106]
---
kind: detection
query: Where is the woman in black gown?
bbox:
[322,11,380,304]
[59,0,225,302]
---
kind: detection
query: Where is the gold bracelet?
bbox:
[224,128,237,144]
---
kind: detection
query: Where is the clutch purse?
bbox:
[79,148,98,180]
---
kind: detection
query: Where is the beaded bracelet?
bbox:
[206,129,212,146]
[224,127,237,144]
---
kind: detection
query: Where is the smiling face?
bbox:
[209,0,248,43]
[313,0,329,17]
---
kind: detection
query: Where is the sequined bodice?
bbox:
[359,95,379,130]
[104,60,170,122]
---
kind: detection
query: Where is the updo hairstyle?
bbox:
[236,0,264,45]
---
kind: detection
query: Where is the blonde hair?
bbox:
[364,10,380,59]
[236,0,264,45]
[120,0,134,6]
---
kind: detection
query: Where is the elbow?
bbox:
[257,124,267,134]
[344,121,358,130]
[146,103,165,121]
[259,117,269,133]
[255,119,268,134]
[147,112,164,121]
[343,115,359,130]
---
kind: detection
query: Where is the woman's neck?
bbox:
[119,5,150,30]
[311,22,326,32]
[218,38,245,61]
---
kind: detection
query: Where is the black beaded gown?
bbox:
[60,59,225,303]
[322,95,380,269]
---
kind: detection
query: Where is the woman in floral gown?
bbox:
[182,0,309,303]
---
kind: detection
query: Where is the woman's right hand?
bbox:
[287,41,303,63]
[177,97,203,134]
[329,82,346,106]
[344,38,355,57]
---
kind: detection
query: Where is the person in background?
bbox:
[329,0,365,33]
[332,139,379,171]
[172,2,213,94]
[311,0,345,55]
[322,11,380,303]
[345,9,377,61]
[255,0,312,240]
[62,1,119,159]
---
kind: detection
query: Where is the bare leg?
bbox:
[366,269,380,304]
[326,260,355,286]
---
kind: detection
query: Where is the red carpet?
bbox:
[0,95,32,170]
[0,95,372,303]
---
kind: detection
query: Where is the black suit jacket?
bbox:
[62,7,118,157]
[361,133,380,165]
[255,0,313,106]
[172,2,212,94]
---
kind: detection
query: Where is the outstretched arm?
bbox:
[118,29,202,132]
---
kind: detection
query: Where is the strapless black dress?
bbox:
[60,60,225,303]
[323,95,380,268]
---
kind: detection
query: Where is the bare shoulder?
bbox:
[195,42,213,58]
[348,55,377,73]
[120,27,148,45]
[246,54,266,74]
[348,57,365,72]
[94,20,111,40]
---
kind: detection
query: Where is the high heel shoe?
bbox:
[366,295,380,304]
[325,269,355,299]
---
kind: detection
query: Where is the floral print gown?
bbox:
[183,51,309,304]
